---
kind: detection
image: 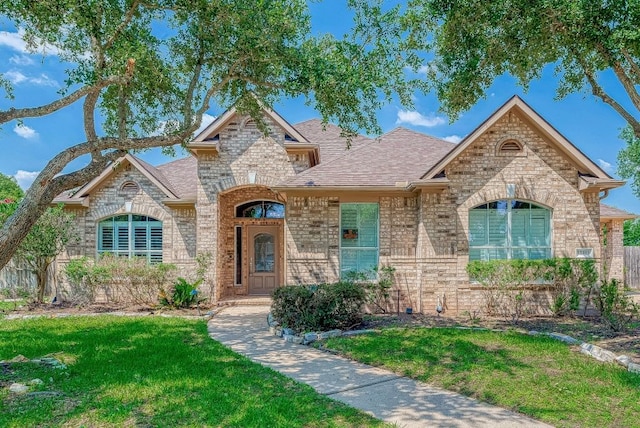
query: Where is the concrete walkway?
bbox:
[207,305,552,428]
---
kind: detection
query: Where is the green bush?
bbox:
[595,279,639,332]
[271,281,367,333]
[160,277,202,308]
[63,255,177,305]
[467,258,598,321]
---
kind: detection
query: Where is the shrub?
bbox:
[271,281,367,333]
[595,278,639,332]
[160,277,202,308]
[344,265,395,313]
[467,258,599,321]
[63,255,177,305]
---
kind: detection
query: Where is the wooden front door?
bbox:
[248,225,279,295]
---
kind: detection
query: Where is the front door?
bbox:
[248,225,279,295]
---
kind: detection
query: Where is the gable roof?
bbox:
[417,96,624,192]
[73,154,178,200]
[276,127,454,189]
[600,204,637,220]
[192,105,309,144]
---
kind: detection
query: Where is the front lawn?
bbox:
[0,316,385,427]
[323,327,640,428]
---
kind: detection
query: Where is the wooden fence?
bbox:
[624,246,640,290]
[0,259,57,299]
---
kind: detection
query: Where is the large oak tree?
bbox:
[0,0,428,270]
[405,1,640,128]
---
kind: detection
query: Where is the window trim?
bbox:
[339,202,380,278]
[468,199,552,261]
[97,214,163,263]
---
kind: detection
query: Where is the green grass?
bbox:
[324,327,640,428]
[0,300,25,313]
[0,316,385,427]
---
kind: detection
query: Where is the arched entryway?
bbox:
[218,187,285,298]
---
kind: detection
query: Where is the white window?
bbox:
[340,203,379,278]
[469,200,551,261]
[98,214,163,263]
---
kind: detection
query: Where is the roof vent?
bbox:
[499,140,522,152]
[576,248,594,259]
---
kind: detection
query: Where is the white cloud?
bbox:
[4,70,27,84]
[9,54,34,66]
[598,158,612,172]
[14,170,39,190]
[3,70,59,87]
[396,110,445,128]
[443,135,463,144]
[13,124,39,139]
[0,28,60,55]
[29,73,59,87]
[194,114,217,136]
[0,30,28,52]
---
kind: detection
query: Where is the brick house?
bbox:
[55,96,635,314]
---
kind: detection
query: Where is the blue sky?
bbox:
[0,5,638,214]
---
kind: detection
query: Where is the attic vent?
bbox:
[499,140,523,152]
[244,120,257,129]
[204,134,219,142]
[284,134,298,142]
[120,181,140,193]
[576,248,594,259]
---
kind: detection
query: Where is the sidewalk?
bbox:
[207,305,551,428]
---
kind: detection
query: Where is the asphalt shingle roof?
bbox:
[278,127,455,188]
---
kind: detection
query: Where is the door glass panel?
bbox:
[254,233,275,273]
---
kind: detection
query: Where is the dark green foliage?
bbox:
[595,278,639,332]
[623,218,640,246]
[160,277,202,308]
[271,281,367,333]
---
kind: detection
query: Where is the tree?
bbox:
[404,1,640,135]
[14,205,79,303]
[0,173,24,202]
[0,0,428,270]
[623,218,640,246]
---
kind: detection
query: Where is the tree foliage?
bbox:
[0,173,23,202]
[0,0,428,270]
[405,0,640,136]
[623,218,640,246]
[14,205,79,303]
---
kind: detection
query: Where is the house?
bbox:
[55,96,635,314]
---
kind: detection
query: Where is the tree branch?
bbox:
[0,77,127,124]
[103,0,141,52]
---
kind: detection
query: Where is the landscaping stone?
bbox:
[283,334,303,344]
[548,332,582,345]
[579,343,617,363]
[303,332,318,345]
[628,363,640,374]
[27,391,62,398]
[615,355,631,368]
[341,329,375,337]
[9,354,29,363]
[39,357,67,369]
[528,330,540,336]
[29,379,44,386]
[318,329,342,340]
[282,328,295,336]
[9,383,29,394]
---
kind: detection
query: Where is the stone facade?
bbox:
[54,100,628,315]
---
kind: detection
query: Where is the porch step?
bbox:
[217,296,272,307]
